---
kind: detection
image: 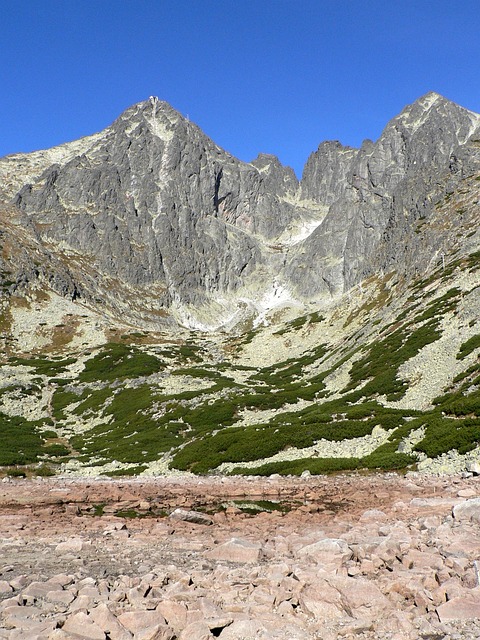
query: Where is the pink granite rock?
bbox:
[117,610,167,635]
[8,620,58,639]
[89,603,133,640]
[2,604,42,629]
[155,600,188,630]
[296,537,352,566]
[46,589,76,606]
[0,581,12,595]
[4,473,480,640]
[69,594,95,612]
[453,498,480,522]
[178,621,214,639]
[437,594,480,621]
[298,581,344,621]
[217,619,264,639]
[62,611,106,639]
[359,509,388,523]
[136,624,176,640]
[205,538,263,563]
[55,538,84,553]
[47,574,75,588]
[328,575,392,617]
[169,508,213,526]
[22,581,56,602]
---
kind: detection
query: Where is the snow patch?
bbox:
[170,299,243,333]
[277,219,323,247]
[250,282,296,327]
[171,281,299,332]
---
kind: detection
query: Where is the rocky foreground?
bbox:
[1,474,480,639]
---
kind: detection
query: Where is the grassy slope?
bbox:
[0,246,478,477]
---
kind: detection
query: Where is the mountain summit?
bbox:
[1,93,479,330]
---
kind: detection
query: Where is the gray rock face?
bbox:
[300,140,357,205]
[1,92,479,329]
[287,93,480,300]
[4,99,303,325]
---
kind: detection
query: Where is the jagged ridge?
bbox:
[1,92,479,330]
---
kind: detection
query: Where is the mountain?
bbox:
[0,93,479,478]
[1,92,479,330]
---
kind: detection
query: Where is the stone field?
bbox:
[1,473,480,639]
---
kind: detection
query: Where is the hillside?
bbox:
[0,93,479,477]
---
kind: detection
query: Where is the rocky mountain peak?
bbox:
[111,96,186,145]
[1,93,479,330]
[385,91,480,153]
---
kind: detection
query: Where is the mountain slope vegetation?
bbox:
[0,93,479,477]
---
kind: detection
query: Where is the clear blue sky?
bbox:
[2,1,480,177]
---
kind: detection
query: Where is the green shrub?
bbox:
[9,356,75,376]
[177,344,203,362]
[72,387,111,416]
[41,430,58,439]
[231,457,361,476]
[35,465,55,477]
[414,416,480,457]
[0,412,45,465]
[105,466,148,477]
[51,389,79,420]
[79,343,162,382]
[361,449,416,470]
[71,386,184,464]
[43,443,70,457]
[457,334,480,359]
[345,319,443,400]
[7,468,27,477]
[170,412,383,474]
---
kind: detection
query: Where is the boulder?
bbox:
[55,538,84,553]
[8,620,58,639]
[467,461,480,476]
[117,610,167,636]
[62,612,106,640]
[0,581,12,595]
[168,509,213,526]
[2,605,42,629]
[328,576,392,618]
[437,595,480,622]
[453,498,480,522]
[178,621,214,640]
[217,619,265,639]
[298,582,344,621]
[296,538,352,565]
[22,581,53,600]
[359,509,388,523]
[47,574,75,588]
[155,600,188,630]
[205,538,263,564]
[45,589,76,606]
[457,488,477,498]
[89,603,133,640]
